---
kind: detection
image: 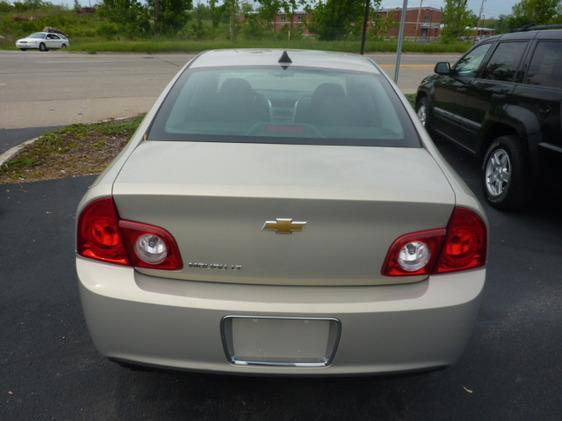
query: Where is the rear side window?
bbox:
[148,66,420,147]
[526,41,562,89]
[482,42,528,82]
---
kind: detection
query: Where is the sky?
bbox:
[44,0,518,19]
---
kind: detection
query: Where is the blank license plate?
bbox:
[221,316,340,367]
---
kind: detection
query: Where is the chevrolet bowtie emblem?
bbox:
[262,218,307,234]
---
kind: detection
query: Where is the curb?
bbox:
[0,136,40,167]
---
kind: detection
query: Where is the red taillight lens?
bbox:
[434,207,487,274]
[77,198,129,265]
[77,197,183,270]
[382,207,487,277]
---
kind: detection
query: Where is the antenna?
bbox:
[279,50,292,65]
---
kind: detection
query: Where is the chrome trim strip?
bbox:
[539,142,562,154]
[434,106,482,130]
[220,315,342,368]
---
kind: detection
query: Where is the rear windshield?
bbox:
[148,66,419,147]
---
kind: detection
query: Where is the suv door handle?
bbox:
[492,93,507,100]
[538,105,551,115]
[456,87,467,92]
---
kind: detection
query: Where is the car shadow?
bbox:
[112,366,443,420]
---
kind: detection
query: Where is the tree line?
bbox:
[0,0,560,41]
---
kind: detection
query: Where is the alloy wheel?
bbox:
[417,103,427,127]
[485,148,511,197]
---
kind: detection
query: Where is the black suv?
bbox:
[416,26,562,210]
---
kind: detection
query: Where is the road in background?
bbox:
[0,51,459,129]
[1,138,561,420]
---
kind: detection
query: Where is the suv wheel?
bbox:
[416,97,431,129]
[482,135,531,211]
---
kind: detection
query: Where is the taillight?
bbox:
[77,198,129,265]
[434,207,487,274]
[382,229,446,276]
[120,220,183,270]
[382,207,487,277]
[77,197,183,270]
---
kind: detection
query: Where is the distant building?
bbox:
[273,11,313,36]
[376,7,443,40]
[469,27,497,38]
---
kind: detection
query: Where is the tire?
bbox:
[20,48,27,51]
[39,43,47,52]
[415,96,432,130]
[481,135,532,211]
[61,44,67,49]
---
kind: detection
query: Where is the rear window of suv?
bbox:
[147,66,420,147]
[526,41,562,89]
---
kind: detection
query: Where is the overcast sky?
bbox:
[45,0,518,19]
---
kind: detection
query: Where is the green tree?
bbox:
[182,2,207,39]
[147,0,193,35]
[98,0,150,36]
[442,0,477,41]
[256,0,281,33]
[485,15,511,34]
[209,0,223,29]
[308,0,364,40]
[0,0,12,12]
[509,0,562,29]
[369,0,394,41]
[224,0,240,41]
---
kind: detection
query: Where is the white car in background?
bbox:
[16,32,69,51]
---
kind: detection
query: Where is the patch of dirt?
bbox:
[0,117,141,184]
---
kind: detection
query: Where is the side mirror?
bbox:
[434,62,451,75]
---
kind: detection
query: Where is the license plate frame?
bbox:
[221,315,341,367]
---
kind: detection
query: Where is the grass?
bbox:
[405,93,416,106]
[0,116,143,184]
[67,38,471,54]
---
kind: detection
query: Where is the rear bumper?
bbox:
[77,257,485,376]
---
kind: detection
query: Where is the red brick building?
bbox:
[272,11,313,36]
[377,7,443,40]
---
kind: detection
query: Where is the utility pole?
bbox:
[475,0,486,42]
[394,0,408,83]
[360,0,370,55]
[154,0,161,33]
[414,0,423,43]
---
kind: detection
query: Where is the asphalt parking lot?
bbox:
[1,140,561,420]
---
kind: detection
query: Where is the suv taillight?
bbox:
[77,197,183,270]
[382,207,487,277]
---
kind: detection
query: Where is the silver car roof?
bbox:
[190,49,381,73]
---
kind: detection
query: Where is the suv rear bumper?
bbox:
[77,257,485,376]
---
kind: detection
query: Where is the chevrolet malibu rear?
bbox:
[76,50,487,375]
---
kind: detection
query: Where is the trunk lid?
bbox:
[113,141,455,286]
